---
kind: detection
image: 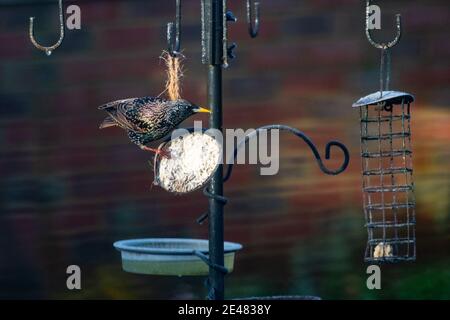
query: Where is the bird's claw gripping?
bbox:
[157,149,172,159]
[141,145,172,159]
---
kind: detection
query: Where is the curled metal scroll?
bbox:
[223,124,350,182]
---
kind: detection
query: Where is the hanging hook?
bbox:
[29,0,65,56]
[167,0,181,57]
[365,0,402,94]
[365,0,402,50]
[246,0,260,38]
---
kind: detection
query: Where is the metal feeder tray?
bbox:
[114,238,242,276]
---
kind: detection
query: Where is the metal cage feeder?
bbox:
[354,0,417,263]
[353,92,416,263]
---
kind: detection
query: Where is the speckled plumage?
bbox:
[98,96,201,148]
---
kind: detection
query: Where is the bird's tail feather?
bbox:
[99,116,117,129]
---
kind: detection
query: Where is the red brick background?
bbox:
[0,0,449,299]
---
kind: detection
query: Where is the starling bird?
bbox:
[99,96,211,156]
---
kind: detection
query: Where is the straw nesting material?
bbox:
[373,242,393,258]
[154,133,222,194]
[161,50,184,101]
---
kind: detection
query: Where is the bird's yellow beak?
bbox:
[194,107,212,113]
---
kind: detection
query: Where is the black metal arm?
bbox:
[223,124,350,182]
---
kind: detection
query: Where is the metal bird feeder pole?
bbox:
[204,0,225,300]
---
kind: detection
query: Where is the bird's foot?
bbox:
[141,145,171,159]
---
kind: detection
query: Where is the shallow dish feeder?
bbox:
[113,238,242,276]
[153,132,222,194]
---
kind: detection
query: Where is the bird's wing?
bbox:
[98,97,138,110]
[99,97,159,133]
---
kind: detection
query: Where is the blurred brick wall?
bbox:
[0,0,449,299]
